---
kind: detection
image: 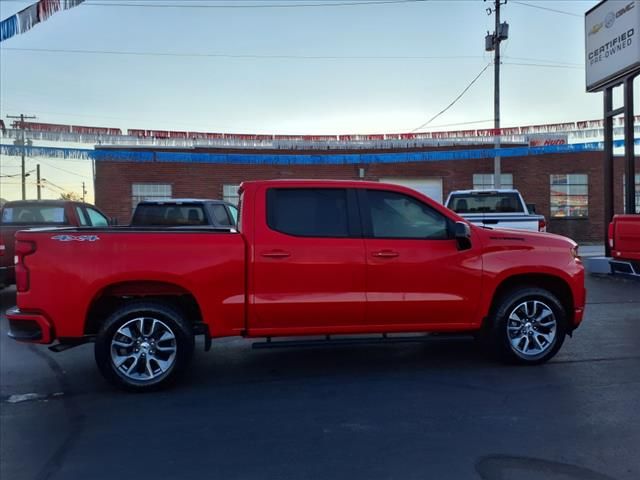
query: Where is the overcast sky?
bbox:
[0,0,637,201]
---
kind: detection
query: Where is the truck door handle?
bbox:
[372,250,399,258]
[483,220,499,224]
[261,250,291,258]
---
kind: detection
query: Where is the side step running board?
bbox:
[610,260,640,277]
[49,336,96,352]
[252,333,473,350]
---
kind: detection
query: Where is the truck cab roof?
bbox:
[2,199,92,207]
[137,199,231,205]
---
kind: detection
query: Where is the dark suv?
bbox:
[130,199,238,228]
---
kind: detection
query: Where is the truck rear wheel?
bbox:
[490,287,567,365]
[94,301,195,391]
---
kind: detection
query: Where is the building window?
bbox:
[473,174,513,190]
[223,184,240,205]
[550,174,588,218]
[132,183,172,209]
[622,174,640,214]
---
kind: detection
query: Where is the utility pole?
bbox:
[82,182,87,202]
[485,1,508,189]
[36,164,42,200]
[7,114,36,200]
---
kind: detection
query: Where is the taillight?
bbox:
[538,218,547,232]
[608,222,615,249]
[15,240,36,292]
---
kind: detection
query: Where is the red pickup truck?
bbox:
[7,180,586,391]
[609,214,640,276]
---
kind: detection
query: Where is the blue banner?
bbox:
[89,140,636,165]
[1,139,638,165]
[0,15,18,42]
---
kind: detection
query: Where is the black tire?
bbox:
[95,301,195,392]
[488,287,567,365]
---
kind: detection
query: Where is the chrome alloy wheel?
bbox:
[110,317,177,382]
[506,300,557,359]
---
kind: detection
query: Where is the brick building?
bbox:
[94,145,640,243]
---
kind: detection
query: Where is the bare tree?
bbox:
[59,192,83,201]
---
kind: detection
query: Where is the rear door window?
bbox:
[1,206,67,225]
[227,205,239,226]
[266,188,350,238]
[86,207,109,227]
[211,205,232,227]
[75,207,90,226]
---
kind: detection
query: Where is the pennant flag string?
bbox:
[0,0,85,43]
[18,5,39,35]
[0,15,18,42]
[2,140,637,165]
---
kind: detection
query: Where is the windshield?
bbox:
[1,205,67,225]
[131,204,208,226]
[448,192,524,214]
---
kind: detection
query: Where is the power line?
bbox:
[37,159,91,179]
[0,101,241,131]
[503,62,583,70]
[0,168,35,178]
[2,48,585,67]
[80,0,429,8]
[0,0,430,8]
[503,55,581,67]
[40,178,68,192]
[1,47,483,61]
[427,119,494,129]
[511,1,581,18]
[411,63,491,133]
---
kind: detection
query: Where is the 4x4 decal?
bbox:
[51,235,100,242]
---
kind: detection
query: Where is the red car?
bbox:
[0,200,110,288]
[7,180,586,391]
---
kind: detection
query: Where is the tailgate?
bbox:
[615,218,640,260]
[0,226,20,269]
[461,214,540,231]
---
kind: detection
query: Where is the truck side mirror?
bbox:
[454,221,472,250]
[526,203,536,214]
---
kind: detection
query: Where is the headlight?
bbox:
[571,246,580,261]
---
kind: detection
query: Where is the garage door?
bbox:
[379,178,444,204]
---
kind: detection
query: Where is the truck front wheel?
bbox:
[490,287,567,365]
[94,301,195,391]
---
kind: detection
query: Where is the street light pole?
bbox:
[493,1,501,189]
[485,1,508,189]
[37,164,41,200]
[6,114,36,200]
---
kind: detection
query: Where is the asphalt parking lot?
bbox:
[1,273,639,480]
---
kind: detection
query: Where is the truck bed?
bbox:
[15,226,247,339]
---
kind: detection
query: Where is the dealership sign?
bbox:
[585,0,640,91]
[528,135,569,147]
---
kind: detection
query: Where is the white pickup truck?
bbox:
[445,189,547,232]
